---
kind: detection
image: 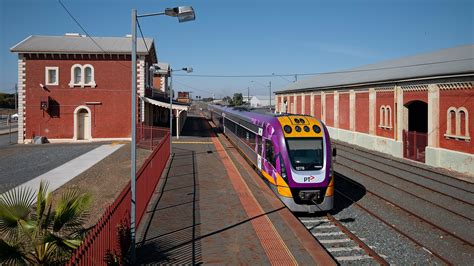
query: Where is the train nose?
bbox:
[298,190,321,202]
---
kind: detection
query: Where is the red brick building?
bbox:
[10,34,171,143]
[276,45,473,175]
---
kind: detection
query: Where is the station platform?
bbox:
[135,112,335,265]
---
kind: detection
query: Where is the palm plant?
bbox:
[0,181,91,264]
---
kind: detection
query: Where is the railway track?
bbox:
[299,214,388,265]
[334,141,474,194]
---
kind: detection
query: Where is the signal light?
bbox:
[313,125,321,133]
[299,118,305,124]
[304,126,310,132]
[284,125,292,134]
[295,126,301,132]
[294,118,299,123]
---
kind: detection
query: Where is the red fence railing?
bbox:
[403,130,427,163]
[137,124,169,150]
[68,130,170,265]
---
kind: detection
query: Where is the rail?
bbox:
[68,128,170,265]
[137,124,169,150]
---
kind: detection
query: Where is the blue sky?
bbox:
[1,0,472,98]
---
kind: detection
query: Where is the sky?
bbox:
[0,0,473,98]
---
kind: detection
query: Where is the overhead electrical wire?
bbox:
[174,58,473,78]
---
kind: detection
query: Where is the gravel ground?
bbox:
[332,176,443,265]
[0,142,102,193]
[51,143,151,227]
[0,132,17,148]
[335,161,474,245]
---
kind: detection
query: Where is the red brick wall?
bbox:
[296,95,302,114]
[355,92,369,133]
[304,95,311,115]
[24,55,133,139]
[325,94,334,127]
[313,95,321,119]
[289,95,294,113]
[403,90,428,105]
[339,93,350,130]
[439,88,474,153]
[376,91,395,139]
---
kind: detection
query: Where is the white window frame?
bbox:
[83,64,96,88]
[444,106,470,141]
[69,64,96,88]
[45,66,59,86]
[378,105,392,129]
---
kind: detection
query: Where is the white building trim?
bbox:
[428,84,440,147]
[349,90,355,131]
[334,91,339,128]
[17,55,26,144]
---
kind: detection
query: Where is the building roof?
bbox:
[155,62,170,75]
[10,35,154,55]
[250,95,272,106]
[276,45,474,93]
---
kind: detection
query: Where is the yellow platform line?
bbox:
[172,141,213,144]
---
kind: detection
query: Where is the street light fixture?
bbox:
[130,6,195,263]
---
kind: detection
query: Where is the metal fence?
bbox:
[68,130,170,265]
[137,124,169,150]
[403,130,427,163]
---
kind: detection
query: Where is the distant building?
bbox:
[249,95,272,107]
[10,34,189,143]
[275,45,474,175]
[177,91,191,104]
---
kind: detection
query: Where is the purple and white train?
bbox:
[208,105,335,213]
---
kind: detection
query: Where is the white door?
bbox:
[77,109,90,140]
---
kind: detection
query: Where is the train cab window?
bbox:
[286,138,323,171]
[265,140,276,166]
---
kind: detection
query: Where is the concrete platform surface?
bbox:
[136,114,334,265]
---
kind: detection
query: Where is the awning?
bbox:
[142,97,189,112]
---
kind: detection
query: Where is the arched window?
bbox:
[386,106,392,128]
[69,64,96,88]
[379,106,385,127]
[445,107,470,141]
[71,65,82,87]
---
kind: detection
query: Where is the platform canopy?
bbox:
[142,97,189,112]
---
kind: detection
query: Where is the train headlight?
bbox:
[303,126,310,132]
[294,118,299,123]
[299,118,305,124]
[284,125,292,134]
[313,125,321,133]
[295,126,301,132]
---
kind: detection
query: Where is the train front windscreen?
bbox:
[286,138,324,171]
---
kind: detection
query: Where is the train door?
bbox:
[257,128,263,170]
[263,138,276,181]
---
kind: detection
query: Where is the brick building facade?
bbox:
[10,34,158,143]
[276,45,473,175]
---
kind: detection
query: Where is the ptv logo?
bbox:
[304,176,315,182]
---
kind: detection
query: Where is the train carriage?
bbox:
[208,104,334,213]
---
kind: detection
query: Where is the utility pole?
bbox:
[294,74,297,82]
[269,81,272,110]
[14,83,18,111]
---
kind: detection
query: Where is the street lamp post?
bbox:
[131,6,195,263]
[169,67,192,155]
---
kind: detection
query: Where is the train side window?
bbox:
[265,140,275,167]
[257,136,262,154]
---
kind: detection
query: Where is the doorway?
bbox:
[76,108,91,140]
[403,100,428,162]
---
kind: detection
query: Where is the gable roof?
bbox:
[277,45,474,93]
[10,35,154,55]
